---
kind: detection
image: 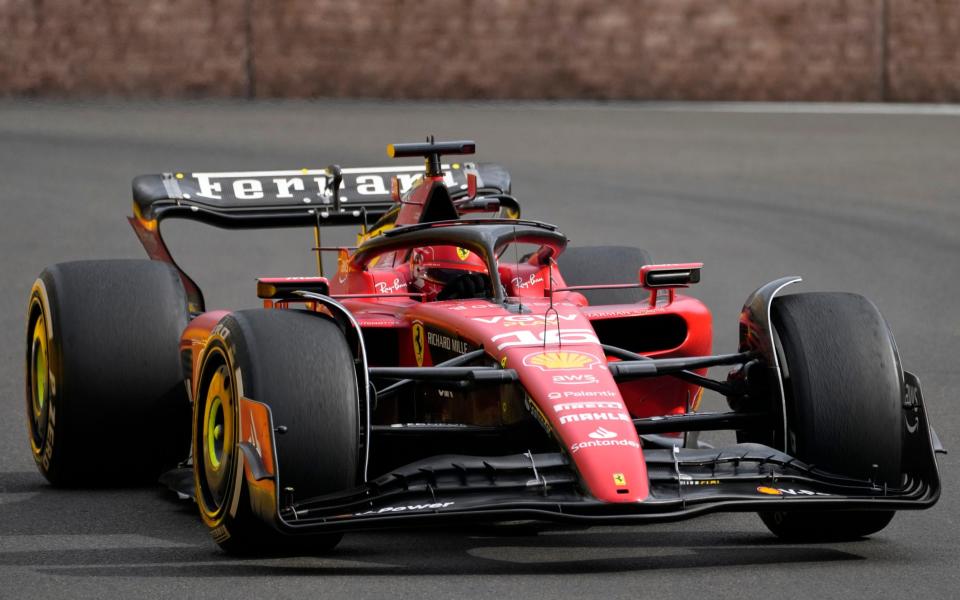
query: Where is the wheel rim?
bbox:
[28,310,50,453]
[200,361,235,512]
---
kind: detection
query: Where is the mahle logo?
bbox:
[523,351,600,371]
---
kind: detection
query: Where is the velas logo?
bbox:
[588,427,617,440]
[523,351,601,371]
[472,314,577,326]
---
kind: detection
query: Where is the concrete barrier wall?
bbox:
[1,0,957,101]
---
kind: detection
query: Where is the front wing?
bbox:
[255,381,940,535]
[164,372,941,536]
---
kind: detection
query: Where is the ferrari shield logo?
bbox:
[613,473,627,486]
[412,322,425,366]
[456,247,470,260]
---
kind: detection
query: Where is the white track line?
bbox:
[638,102,960,115]
[434,100,960,116]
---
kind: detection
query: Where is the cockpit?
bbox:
[340,220,569,304]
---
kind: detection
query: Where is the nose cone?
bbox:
[504,346,649,502]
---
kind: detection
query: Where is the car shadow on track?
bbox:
[0,471,868,577]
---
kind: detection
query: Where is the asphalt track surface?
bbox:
[0,100,958,599]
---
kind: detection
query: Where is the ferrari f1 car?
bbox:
[25,139,942,553]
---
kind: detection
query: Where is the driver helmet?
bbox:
[410,245,488,300]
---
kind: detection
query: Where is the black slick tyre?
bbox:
[557,246,652,305]
[193,309,360,555]
[759,292,902,541]
[25,259,192,486]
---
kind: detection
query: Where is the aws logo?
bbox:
[523,351,600,371]
[552,374,599,385]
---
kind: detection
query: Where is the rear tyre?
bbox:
[557,246,652,305]
[25,260,191,486]
[193,309,360,555]
[758,292,902,541]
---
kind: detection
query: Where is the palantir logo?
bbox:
[588,427,617,440]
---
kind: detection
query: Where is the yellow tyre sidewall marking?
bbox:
[195,343,244,527]
[26,282,55,462]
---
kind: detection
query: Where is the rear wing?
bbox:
[131,163,511,228]
[128,161,510,313]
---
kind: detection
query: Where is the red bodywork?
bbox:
[180,169,712,505]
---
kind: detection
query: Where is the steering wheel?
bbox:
[437,273,491,301]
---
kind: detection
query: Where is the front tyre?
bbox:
[193,309,361,555]
[759,292,902,541]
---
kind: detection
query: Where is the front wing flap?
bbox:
[269,442,937,534]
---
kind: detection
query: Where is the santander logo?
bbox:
[588,427,617,440]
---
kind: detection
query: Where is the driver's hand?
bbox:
[437,273,491,301]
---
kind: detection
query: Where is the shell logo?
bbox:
[523,351,600,371]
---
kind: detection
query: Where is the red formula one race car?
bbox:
[25,140,942,553]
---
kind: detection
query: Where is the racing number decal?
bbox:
[492,329,600,350]
[412,322,426,366]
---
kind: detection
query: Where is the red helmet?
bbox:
[410,245,488,300]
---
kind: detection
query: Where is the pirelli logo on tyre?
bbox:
[210,524,231,543]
